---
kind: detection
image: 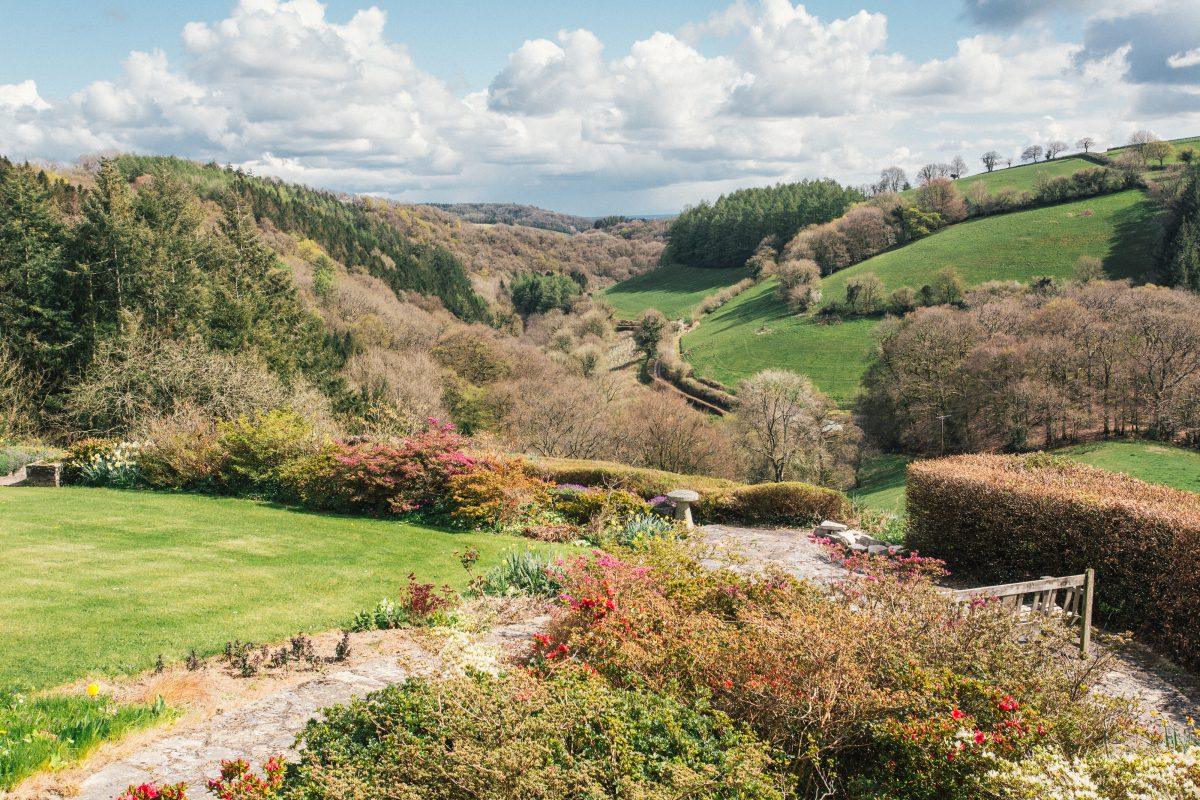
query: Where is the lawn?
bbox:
[1056,441,1200,494]
[602,263,753,320]
[0,487,558,690]
[684,190,1160,404]
[849,454,913,515]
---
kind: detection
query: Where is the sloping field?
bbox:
[602,263,753,320]
[1107,135,1200,166]
[954,156,1094,194]
[683,190,1160,404]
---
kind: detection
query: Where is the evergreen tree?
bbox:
[1164,167,1200,291]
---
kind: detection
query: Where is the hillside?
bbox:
[1107,135,1200,166]
[430,202,593,233]
[682,190,1161,404]
[602,263,754,320]
[952,156,1097,194]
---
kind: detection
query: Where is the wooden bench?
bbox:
[943,569,1095,656]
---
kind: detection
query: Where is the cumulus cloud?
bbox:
[0,0,1198,211]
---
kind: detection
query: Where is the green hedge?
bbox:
[906,453,1200,669]
[697,482,851,527]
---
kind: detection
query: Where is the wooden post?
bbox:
[1080,568,1095,657]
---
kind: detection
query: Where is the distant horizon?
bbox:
[2,0,1197,214]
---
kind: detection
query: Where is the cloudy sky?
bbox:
[1,0,1198,214]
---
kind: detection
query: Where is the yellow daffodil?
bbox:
[86,682,99,698]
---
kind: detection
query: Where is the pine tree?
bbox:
[1164,167,1200,291]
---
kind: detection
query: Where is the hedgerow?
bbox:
[907,453,1200,668]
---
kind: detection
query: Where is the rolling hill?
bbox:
[602,263,754,320]
[1107,135,1200,166]
[953,156,1096,194]
[682,189,1162,404]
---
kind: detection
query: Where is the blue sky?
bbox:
[1,0,1196,214]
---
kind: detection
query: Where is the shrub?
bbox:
[906,454,1200,668]
[205,757,284,800]
[351,574,457,630]
[136,406,225,491]
[62,437,116,484]
[117,784,188,800]
[976,744,1200,799]
[609,513,679,548]
[447,457,552,529]
[528,456,739,497]
[697,481,851,526]
[216,409,317,497]
[479,550,564,597]
[286,670,783,799]
[551,485,650,526]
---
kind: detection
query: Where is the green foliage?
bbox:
[286,670,783,800]
[632,308,668,359]
[479,550,564,597]
[697,481,851,526]
[216,409,317,497]
[551,486,652,526]
[528,456,740,497]
[1163,165,1200,291]
[666,179,862,268]
[509,271,581,315]
[0,688,171,790]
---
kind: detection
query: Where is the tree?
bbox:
[1076,136,1096,154]
[1181,149,1195,165]
[981,151,1001,172]
[632,309,668,361]
[1163,167,1200,291]
[1044,141,1068,160]
[1021,145,1043,163]
[774,259,822,311]
[916,178,967,225]
[1128,130,1155,152]
[735,370,830,482]
[1143,139,1173,168]
[845,273,885,316]
[930,266,965,305]
[510,272,581,315]
[916,163,940,186]
[949,156,968,179]
[876,166,908,194]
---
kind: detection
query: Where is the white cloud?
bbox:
[0,0,1197,212]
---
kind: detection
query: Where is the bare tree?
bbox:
[735,370,830,482]
[1076,136,1096,154]
[876,166,908,194]
[1128,130,1156,152]
[916,163,940,185]
[949,155,968,179]
[1021,145,1043,163]
[935,163,954,178]
[1005,157,1013,168]
[1143,139,1174,168]
[980,151,1001,172]
[1044,141,1068,160]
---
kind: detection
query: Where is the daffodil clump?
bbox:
[79,440,145,488]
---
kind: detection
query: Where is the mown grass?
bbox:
[601,263,753,320]
[684,190,1160,404]
[0,691,171,789]
[1056,441,1200,494]
[0,488,559,690]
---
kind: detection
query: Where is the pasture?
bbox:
[602,263,753,320]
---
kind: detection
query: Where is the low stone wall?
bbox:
[24,461,62,487]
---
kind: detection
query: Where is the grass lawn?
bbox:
[684,190,1160,404]
[850,454,913,515]
[954,156,1095,195]
[602,263,753,320]
[0,487,559,690]
[1056,441,1200,494]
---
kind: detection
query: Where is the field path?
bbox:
[58,613,544,800]
[700,524,1200,732]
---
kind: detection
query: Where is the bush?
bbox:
[977,744,1200,799]
[528,456,739,498]
[479,550,564,597]
[906,454,1200,668]
[286,670,783,799]
[78,441,144,489]
[62,437,116,484]
[551,485,650,526]
[609,513,679,548]
[697,481,851,526]
[136,407,224,491]
[350,574,457,630]
[447,457,552,529]
[216,409,317,497]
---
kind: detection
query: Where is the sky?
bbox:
[1,0,1198,214]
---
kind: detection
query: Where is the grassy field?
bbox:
[0,488,558,690]
[851,441,1200,516]
[602,263,753,320]
[954,156,1095,195]
[684,190,1159,403]
[1107,135,1200,166]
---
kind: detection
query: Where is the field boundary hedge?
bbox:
[906,453,1200,668]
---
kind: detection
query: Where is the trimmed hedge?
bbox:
[526,457,740,498]
[906,453,1200,669]
[697,481,851,527]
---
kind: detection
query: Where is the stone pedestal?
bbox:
[667,489,700,529]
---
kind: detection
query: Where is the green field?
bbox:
[0,488,556,689]
[602,263,753,320]
[852,441,1200,516]
[684,190,1159,403]
[1107,135,1200,166]
[954,156,1095,195]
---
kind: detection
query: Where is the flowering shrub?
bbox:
[206,756,284,800]
[977,744,1200,799]
[116,783,188,800]
[62,437,116,484]
[137,407,225,491]
[78,441,143,488]
[446,456,551,529]
[285,669,782,799]
[609,512,680,548]
[350,574,457,630]
[216,409,317,497]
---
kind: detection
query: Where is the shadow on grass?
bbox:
[1104,196,1165,283]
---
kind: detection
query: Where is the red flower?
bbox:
[951,708,965,720]
[998,695,1019,712]
[973,730,986,745]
